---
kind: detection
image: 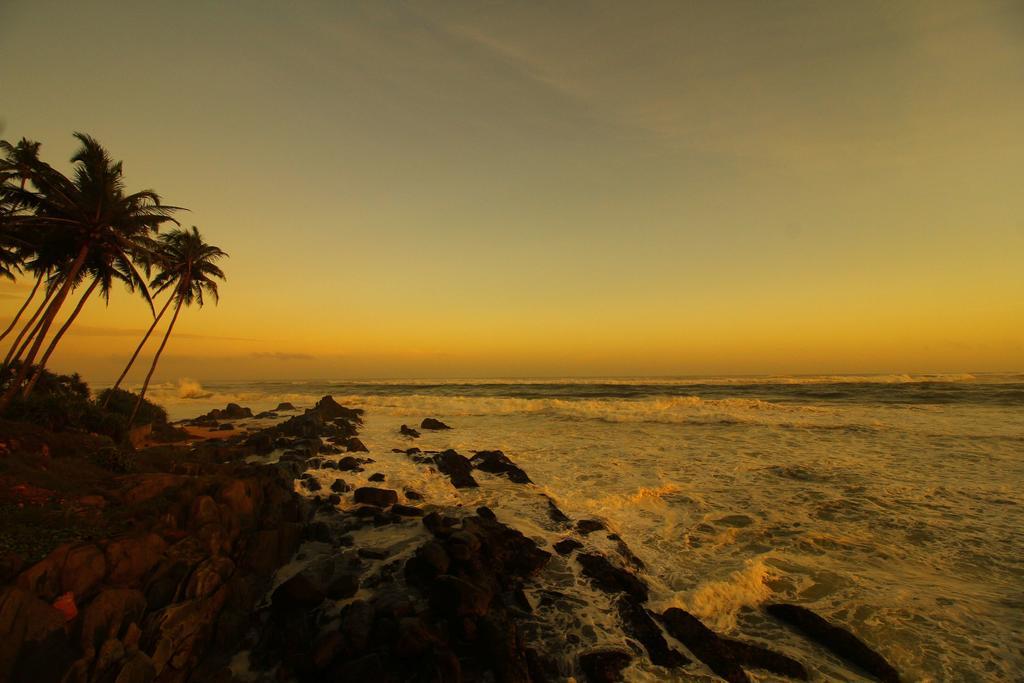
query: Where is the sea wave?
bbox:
[664,558,777,632]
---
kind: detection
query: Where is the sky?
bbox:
[1,0,1022,383]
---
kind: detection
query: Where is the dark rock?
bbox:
[616,595,688,668]
[217,423,235,431]
[576,519,606,535]
[766,603,898,682]
[576,553,649,602]
[612,536,645,571]
[430,575,492,617]
[434,449,478,488]
[325,573,360,600]
[335,653,389,681]
[353,487,398,507]
[404,447,421,455]
[545,496,571,524]
[420,417,452,430]
[301,478,322,492]
[254,411,278,419]
[344,437,369,453]
[339,600,375,651]
[392,504,424,517]
[579,648,633,682]
[405,490,424,501]
[272,572,325,610]
[104,533,167,587]
[553,538,584,555]
[357,548,389,560]
[327,494,341,505]
[395,616,440,658]
[79,587,147,653]
[476,505,496,520]
[400,424,421,438]
[276,402,296,411]
[0,587,74,683]
[470,450,533,484]
[659,607,807,683]
[309,395,364,422]
[330,479,351,493]
[478,613,532,682]
[200,402,253,421]
[336,456,364,472]
[422,512,459,537]
[368,472,385,482]
[405,541,451,585]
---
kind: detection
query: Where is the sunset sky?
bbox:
[1,1,1021,382]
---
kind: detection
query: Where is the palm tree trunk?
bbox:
[103,293,175,407]
[23,277,99,397]
[2,276,57,370]
[0,272,43,342]
[128,296,182,429]
[0,244,89,412]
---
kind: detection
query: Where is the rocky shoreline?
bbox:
[1,395,901,682]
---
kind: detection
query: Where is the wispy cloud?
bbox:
[69,325,262,342]
[252,351,315,361]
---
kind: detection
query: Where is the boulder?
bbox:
[577,519,606,535]
[616,595,688,668]
[404,490,424,501]
[105,533,168,586]
[353,487,399,507]
[330,479,351,493]
[309,395,363,422]
[142,585,230,678]
[659,607,807,683]
[339,600,375,652]
[429,575,492,617]
[420,417,451,430]
[553,538,583,555]
[579,648,633,682]
[545,496,571,525]
[576,553,648,602]
[766,603,898,682]
[368,472,385,482]
[470,450,532,484]
[400,424,421,438]
[337,456,364,472]
[80,588,147,654]
[272,572,325,611]
[325,573,360,600]
[276,402,296,411]
[434,449,478,488]
[392,504,424,517]
[0,586,74,682]
[341,437,367,453]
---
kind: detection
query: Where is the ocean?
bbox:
[144,374,1024,681]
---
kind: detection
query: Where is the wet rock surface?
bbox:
[766,603,900,683]
[470,450,533,484]
[435,449,479,489]
[659,607,808,683]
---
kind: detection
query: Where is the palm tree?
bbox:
[0,133,180,411]
[128,226,226,428]
[0,138,45,340]
[22,235,157,397]
[102,289,175,408]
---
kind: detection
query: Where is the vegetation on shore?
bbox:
[0,133,227,426]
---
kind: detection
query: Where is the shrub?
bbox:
[90,445,135,473]
[96,387,168,426]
